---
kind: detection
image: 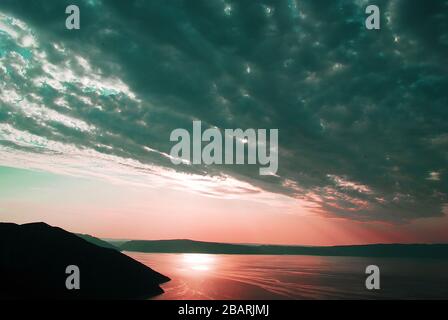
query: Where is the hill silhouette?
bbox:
[0,222,170,299]
[75,233,120,251]
[120,239,448,259]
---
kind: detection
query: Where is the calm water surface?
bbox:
[126,252,448,300]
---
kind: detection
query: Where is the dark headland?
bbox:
[120,239,448,259]
[0,222,170,300]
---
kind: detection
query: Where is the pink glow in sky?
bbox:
[1,166,447,246]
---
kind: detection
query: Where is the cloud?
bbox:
[0,0,447,222]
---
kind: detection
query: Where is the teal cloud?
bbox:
[0,0,447,222]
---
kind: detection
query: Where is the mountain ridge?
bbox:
[118,239,448,259]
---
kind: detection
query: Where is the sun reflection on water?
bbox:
[181,254,215,272]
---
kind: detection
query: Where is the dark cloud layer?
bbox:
[0,0,447,222]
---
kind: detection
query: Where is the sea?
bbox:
[125,252,448,300]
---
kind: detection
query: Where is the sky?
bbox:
[0,0,447,245]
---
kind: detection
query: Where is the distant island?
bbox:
[119,239,448,259]
[0,222,170,299]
